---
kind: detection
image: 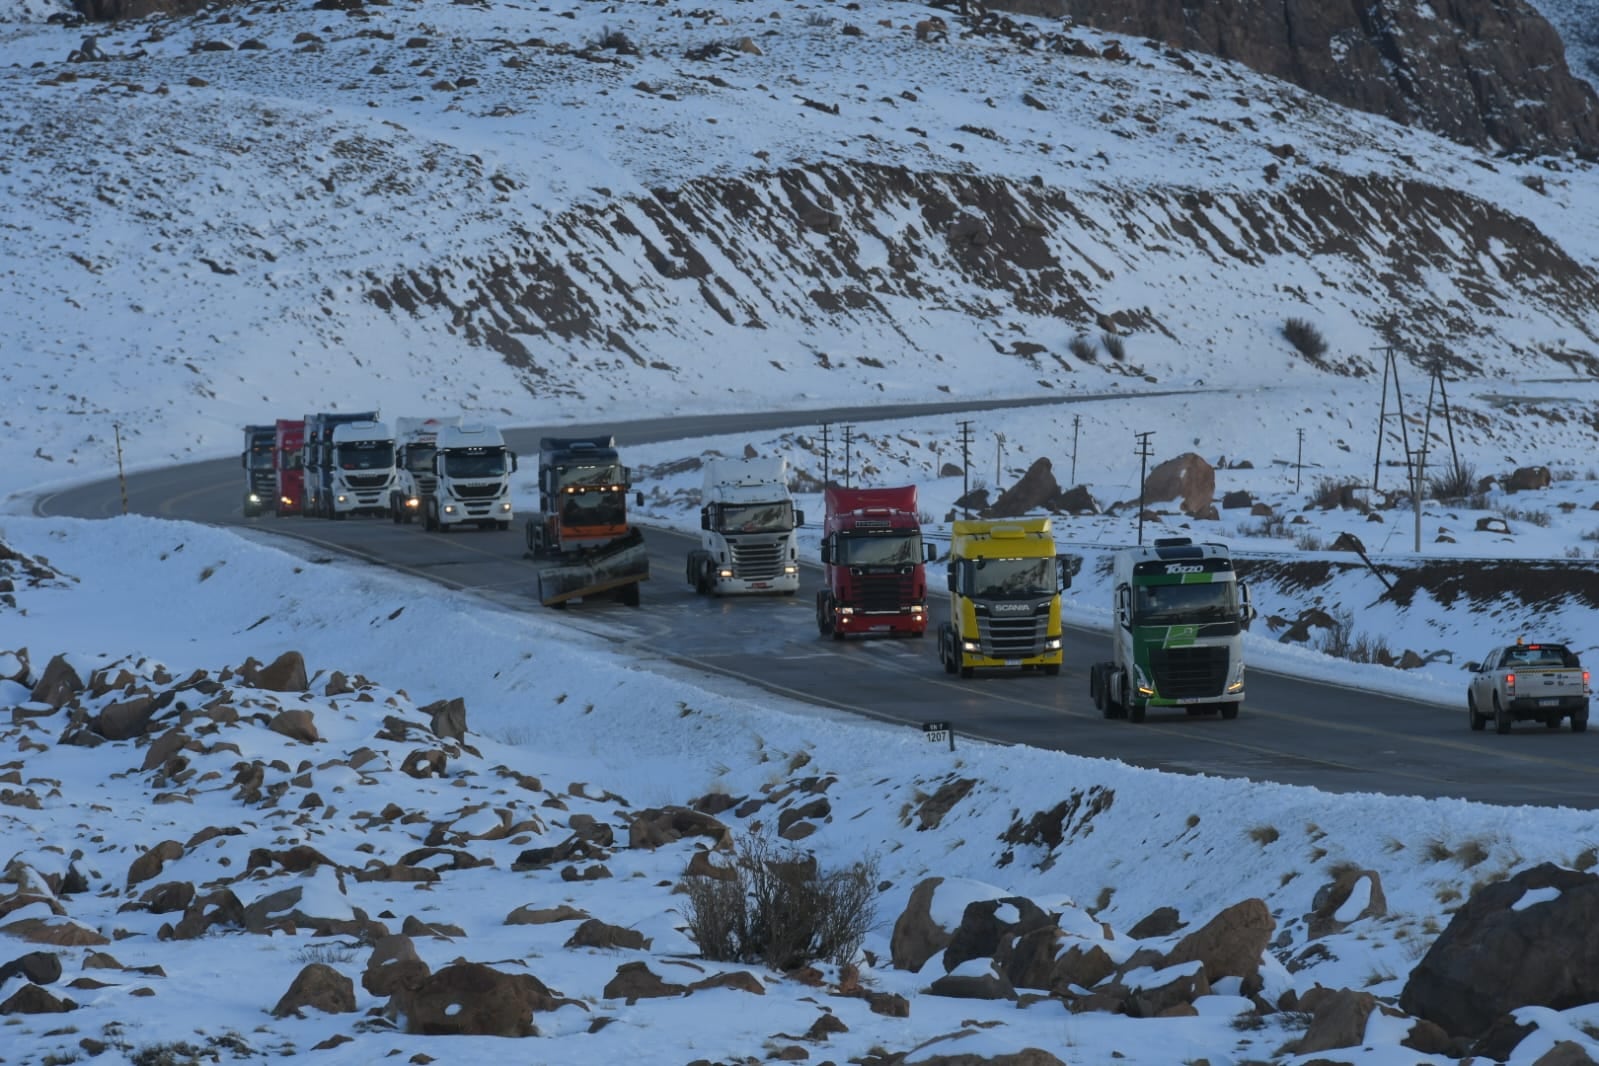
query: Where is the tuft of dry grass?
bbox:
[1248,825,1280,846]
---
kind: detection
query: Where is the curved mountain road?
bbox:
[34,399,1599,810]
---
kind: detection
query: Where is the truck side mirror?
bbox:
[924,544,937,563]
[700,509,711,531]
[510,453,518,473]
[794,509,804,527]
[635,491,644,507]
[1465,661,1481,673]
[1239,582,1256,624]
[240,452,248,468]
[1057,554,1072,591]
[819,542,831,565]
[945,564,955,592]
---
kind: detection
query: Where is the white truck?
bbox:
[422,423,518,532]
[1466,639,1590,733]
[686,457,804,596]
[389,416,461,524]
[1090,537,1254,723]
[325,419,396,518]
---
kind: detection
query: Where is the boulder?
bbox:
[988,458,1060,518]
[126,840,184,888]
[387,962,567,1036]
[1127,906,1183,939]
[1293,987,1377,1053]
[29,654,83,710]
[422,697,467,741]
[890,877,952,972]
[1163,897,1273,985]
[1400,862,1599,1039]
[268,710,319,743]
[1307,868,1387,939]
[626,806,731,850]
[1139,453,1215,516]
[272,962,356,1018]
[943,896,1053,973]
[0,951,62,986]
[243,651,309,693]
[362,934,429,997]
[95,695,156,740]
[1506,466,1552,492]
[0,982,74,1014]
[564,919,649,951]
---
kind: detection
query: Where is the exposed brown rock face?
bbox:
[1047,0,1599,156]
[1400,862,1599,1039]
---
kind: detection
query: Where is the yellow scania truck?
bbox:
[937,518,1071,679]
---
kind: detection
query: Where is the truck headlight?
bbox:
[1135,665,1155,698]
[248,493,261,503]
[839,607,855,616]
[444,504,456,515]
[336,494,348,505]
[961,640,980,653]
[1044,637,1061,650]
[406,497,419,509]
[718,568,733,579]
[783,564,798,575]
[910,604,925,614]
[1227,663,1245,694]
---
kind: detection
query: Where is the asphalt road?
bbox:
[34,400,1599,810]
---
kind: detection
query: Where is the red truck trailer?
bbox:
[816,485,935,639]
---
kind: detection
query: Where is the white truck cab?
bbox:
[687,457,803,595]
[327,420,396,518]
[425,423,517,532]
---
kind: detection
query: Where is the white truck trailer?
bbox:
[423,423,518,532]
[389,416,461,524]
[686,457,804,596]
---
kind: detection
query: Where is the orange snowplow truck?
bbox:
[816,485,935,639]
[524,435,648,607]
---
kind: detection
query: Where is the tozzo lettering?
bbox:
[1164,564,1204,574]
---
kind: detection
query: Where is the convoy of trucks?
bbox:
[938,518,1070,678]
[815,485,934,639]
[241,415,1283,719]
[525,435,650,607]
[240,424,276,518]
[687,458,803,596]
[1089,537,1253,723]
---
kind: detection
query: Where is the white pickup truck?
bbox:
[1466,640,1590,734]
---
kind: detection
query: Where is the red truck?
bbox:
[274,418,306,516]
[816,485,935,639]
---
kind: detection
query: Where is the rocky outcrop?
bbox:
[1047,0,1599,156]
[1139,453,1215,516]
[1400,862,1599,1039]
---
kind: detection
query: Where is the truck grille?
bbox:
[345,473,390,489]
[1150,645,1230,699]
[250,472,275,493]
[731,540,782,579]
[854,573,915,613]
[978,614,1047,658]
[415,475,438,496]
[454,482,503,499]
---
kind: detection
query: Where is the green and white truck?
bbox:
[1089,537,1254,723]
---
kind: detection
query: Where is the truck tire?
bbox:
[497,520,511,532]
[1044,662,1060,677]
[1493,694,1512,735]
[816,592,833,638]
[1467,692,1486,731]
[1220,702,1239,721]
[616,582,641,608]
[425,502,439,532]
[1574,708,1589,733]
[1089,663,1103,710]
[939,625,956,675]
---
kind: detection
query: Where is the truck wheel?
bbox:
[1546,714,1563,729]
[497,520,511,532]
[425,504,439,532]
[616,582,641,608]
[1044,663,1060,677]
[391,500,402,525]
[1220,702,1239,721]
[1128,699,1146,724]
[815,592,833,637]
[940,625,956,675]
[1089,663,1104,711]
[1573,708,1589,733]
[1493,694,1512,735]
[333,506,347,521]
[1467,692,1486,731]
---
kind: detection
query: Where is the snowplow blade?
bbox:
[536,528,650,606]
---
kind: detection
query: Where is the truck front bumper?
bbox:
[836,607,927,635]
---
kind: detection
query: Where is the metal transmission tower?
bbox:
[1418,356,1460,491]
[819,422,831,489]
[957,419,975,518]
[842,424,855,489]
[1135,430,1154,546]
[1371,346,1413,498]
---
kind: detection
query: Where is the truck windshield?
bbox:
[560,490,625,528]
[336,442,395,470]
[554,462,625,489]
[1135,581,1236,624]
[404,446,437,473]
[444,450,507,478]
[970,557,1056,598]
[277,449,303,471]
[718,502,793,534]
[247,444,275,470]
[837,531,923,567]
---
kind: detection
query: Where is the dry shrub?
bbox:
[680,834,877,971]
[1283,317,1328,361]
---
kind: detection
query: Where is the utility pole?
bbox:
[957,419,974,518]
[1070,414,1081,485]
[1372,345,1412,497]
[1295,428,1304,493]
[1134,430,1154,546]
[114,423,128,515]
[819,422,831,489]
[994,432,1006,494]
[842,424,855,489]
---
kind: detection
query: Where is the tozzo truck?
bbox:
[302,410,379,518]
[1090,537,1254,723]
[423,423,518,532]
[525,435,649,607]
[273,418,305,516]
[816,485,934,639]
[686,458,804,596]
[389,416,460,524]
[240,424,276,518]
[938,518,1070,678]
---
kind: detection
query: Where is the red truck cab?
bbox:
[816,485,934,639]
[274,419,306,516]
